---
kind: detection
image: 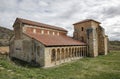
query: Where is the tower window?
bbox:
[81,27,84,31]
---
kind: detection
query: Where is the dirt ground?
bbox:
[0,46,9,54]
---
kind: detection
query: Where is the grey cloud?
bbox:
[111,32,120,36]
[0,0,120,40]
[102,5,120,18]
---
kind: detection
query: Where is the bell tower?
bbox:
[73,19,101,57]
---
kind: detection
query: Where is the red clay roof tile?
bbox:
[25,32,86,46]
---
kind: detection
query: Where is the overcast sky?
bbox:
[0,0,120,40]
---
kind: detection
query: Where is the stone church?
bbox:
[9,18,108,67]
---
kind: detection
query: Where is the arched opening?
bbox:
[69,48,71,57]
[72,48,74,57]
[77,48,79,57]
[84,47,86,57]
[57,49,60,61]
[82,47,84,56]
[81,27,84,31]
[65,48,68,58]
[61,48,64,60]
[51,49,56,62]
[81,47,83,57]
[84,47,86,56]
[75,48,77,57]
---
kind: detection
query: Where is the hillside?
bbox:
[0,26,13,46]
[109,41,120,51]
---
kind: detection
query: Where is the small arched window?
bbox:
[81,27,84,31]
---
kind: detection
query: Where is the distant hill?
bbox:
[0,26,14,46]
[109,41,120,51]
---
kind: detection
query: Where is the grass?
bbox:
[0,51,120,79]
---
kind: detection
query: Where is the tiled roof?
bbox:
[73,19,100,25]
[16,18,67,32]
[25,32,86,46]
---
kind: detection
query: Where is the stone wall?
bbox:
[10,34,45,66]
[73,20,99,57]
[34,40,45,67]
[97,26,105,55]
[44,46,87,67]
[23,24,67,36]
[104,36,108,55]
[73,21,91,43]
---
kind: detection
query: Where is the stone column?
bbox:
[64,48,65,62]
[84,47,86,57]
[60,49,61,63]
[104,36,108,55]
[70,48,72,60]
[79,47,80,57]
[77,48,78,57]
[55,49,57,65]
[77,48,79,57]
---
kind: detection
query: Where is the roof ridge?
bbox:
[73,19,101,25]
[16,17,67,32]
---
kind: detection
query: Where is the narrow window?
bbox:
[33,29,36,33]
[53,32,55,35]
[47,31,50,35]
[41,30,44,34]
[57,32,59,36]
[81,27,84,31]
